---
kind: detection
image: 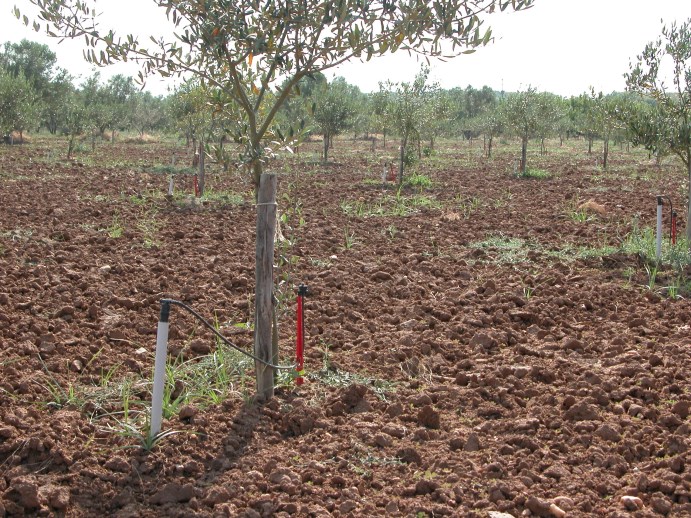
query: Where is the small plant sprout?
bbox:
[570,209,590,223]
[385,224,398,240]
[523,285,535,299]
[666,277,681,299]
[644,263,658,291]
[344,227,357,249]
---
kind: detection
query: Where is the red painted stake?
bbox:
[295,285,308,385]
[386,163,397,182]
[193,174,200,197]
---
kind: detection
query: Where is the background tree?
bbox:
[502,86,540,175]
[0,39,71,134]
[448,85,496,142]
[79,73,113,150]
[63,95,87,159]
[131,92,167,137]
[105,74,137,140]
[622,98,670,164]
[0,69,40,141]
[533,92,565,155]
[370,88,393,149]
[169,80,212,149]
[0,39,56,91]
[589,90,625,170]
[312,77,358,162]
[626,18,691,241]
[474,107,504,158]
[420,88,451,152]
[42,69,74,134]
[276,72,326,144]
[381,66,438,185]
[571,94,598,154]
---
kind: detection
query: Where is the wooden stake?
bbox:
[254,173,277,400]
[198,139,205,196]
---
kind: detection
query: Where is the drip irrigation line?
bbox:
[161,298,297,371]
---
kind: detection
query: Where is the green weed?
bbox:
[524,168,552,179]
[405,173,433,190]
[344,226,357,249]
[105,215,124,238]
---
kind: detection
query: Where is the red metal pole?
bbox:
[295,284,308,385]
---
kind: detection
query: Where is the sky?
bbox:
[1,0,689,97]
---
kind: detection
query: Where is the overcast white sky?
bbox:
[2,0,689,97]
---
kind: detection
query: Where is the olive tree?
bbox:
[312,77,358,162]
[473,108,504,158]
[1,39,75,134]
[626,18,691,241]
[501,86,539,175]
[0,69,40,141]
[381,66,439,185]
[588,90,627,170]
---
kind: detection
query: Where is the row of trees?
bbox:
[0,40,168,153]
[274,71,668,179]
[1,37,686,184]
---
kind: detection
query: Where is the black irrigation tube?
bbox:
[161,298,297,371]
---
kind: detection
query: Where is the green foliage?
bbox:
[312,77,359,162]
[626,18,691,242]
[501,87,565,174]
[523,168,551,179]
[448,84,498,139]
[405,173,433,189]
[0,39,70,134]
[0,68,40,136]
[380,66,442,183]
[341,191,441,217]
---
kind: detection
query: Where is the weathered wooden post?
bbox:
[198,139,205,197]
[254,173,277,400]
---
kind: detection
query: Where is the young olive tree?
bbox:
[473,108,504,158]
[370,88,393,149]
[623,99,670,163]
[588,90,625,170]
[533,92,565,155]
[626,18,691,242]
[381,66,439,185]
[0,69,41,141]
[501,86,539,175]
[17,0,533,399]
[312,77,358,162]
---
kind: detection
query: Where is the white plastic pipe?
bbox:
[656,196,663,261]
[150,302,171,440]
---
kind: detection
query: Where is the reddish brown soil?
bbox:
[0,137,690,518]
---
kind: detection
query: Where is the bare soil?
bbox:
[0,137,689,517]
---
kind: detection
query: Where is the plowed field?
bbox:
[0,136,689,517]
